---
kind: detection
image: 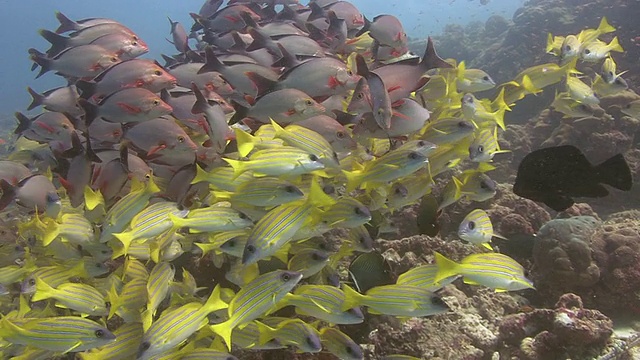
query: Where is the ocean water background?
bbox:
[0,0,524,120]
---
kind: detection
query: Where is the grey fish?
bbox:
[40,23,139,56]
[168,62,234,96]
[355,54,392,129]
[90,32,149,60]
[372,37,451,103]
[191,83,230,154]
[80,87,172,125]
[77,59,177,101]
[275,57,361,98]
[167,18,190,53]
[29,45,120,79]
[26,86,82,116]
[0,175,61,218]
[54,11,119,34]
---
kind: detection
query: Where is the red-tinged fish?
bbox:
[326,1,365,30]
[168,63,234,96]
[372,37,451,103]
[240,12,308,38]
[77,59,177,101]
[80,87,173,125]
[353,98,430,139]
[275,57,361,98]
[160,92,207,133]
[190,4,261,33]
[246,29,324,59]
[0,161,31,186]
[90,32,149,60]
[93,148,152,202]
[58,132,101,207]
[26,86,82,116]
[165,163,209,208]
[167,18,190,53]
[39,23,140,56]
[54,11,119,34]
[123,117,197,159]
[14,112,75,144]
[88,117,124,146]
[198,0,224,18]
[191,84,230,154]
[296,115,357,153]
[0,174,61,218]
[29,45,121,79]
[359,14,407,49]
[231,87,326,125]
[199,47,279,97]
[347,77,372,114]
[354,54,392,129]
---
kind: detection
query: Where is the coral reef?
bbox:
[498,293,613,360]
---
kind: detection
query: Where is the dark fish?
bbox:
[348,251,393,293]
[513,145,632,211]
[416,194,441,237]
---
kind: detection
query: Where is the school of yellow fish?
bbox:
[0,0,632,357]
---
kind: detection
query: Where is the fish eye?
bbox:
[608,71,614,77]
[477,145,484,153]
[139,341,151,351]
[395,187,403,194]
[281,272,291,282]
[154,70,163,76]
[347,70,353,76]
[306,336,316,346]
[584,49,591,55]
[336,131,345,139]
[177,136,185,143]
[305,99,313,106]
[407,152,420,160]
[95,329,105,338]
[468,221,476,230]
[238,212,248,219]
[354,207,363,215]
[311,252,322,261]
[309,154,319,162]
[345,346,355,354]
[62,124,69,129]
[482,76,490,81]
[432,296,446,306]
[29,278,36,286]
[457,121,467,128]
[377,109,384,115]
[132,41,138,45]
[480,181,490,189]
[110,57,118,62]
[284,185,297,193]
[152,99,160,105]
[356,92,363,99]
[245,244,256,253]
[563,45,571,51]
[226,239,237,247]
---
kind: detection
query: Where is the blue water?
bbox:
[0,0,524,120]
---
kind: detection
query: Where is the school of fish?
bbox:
[0,0,630,358]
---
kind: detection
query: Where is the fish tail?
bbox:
[13,112,32,135]
[256,321,276,345]
[37,29,66,56]
[608,36,623,53]
[191,164,210,185]
[545,33,555,54]
[597,17,615,34]
[595,153,632,191]
[113,231,134,254]
[26,87,44,111]
[211,190,232,203]
[421,37,452,71]
[41,219,60,247]
[31,278,56,302]
[202,284,228,314]
[340,284,365,311]
[54,11,79,33]
[149,242,162,264]
[0,179,16,210]
[520,75,540,95]
[107,284,120,319]
[433,252,460,283]
[343,170,363,192]
[168,212,186,231]
[223,158,245,179]
[76,80,97,100]
[234,128,256,157]
[481,243,494,251]
[209,322,233,351]
[78,99,98,126]
[199,46,224,74]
